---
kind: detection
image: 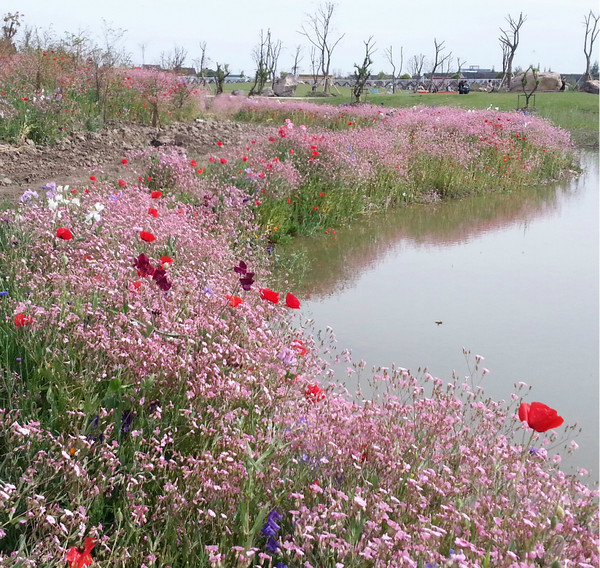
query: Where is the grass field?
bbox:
[219,82,599,147]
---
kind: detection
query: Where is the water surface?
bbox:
[278,151,599,481]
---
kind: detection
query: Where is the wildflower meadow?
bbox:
[0,58,598,567]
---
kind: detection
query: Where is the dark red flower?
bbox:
[152,266,172,291]
[140,231,156,243]
[259,288,280,304]
[66,537,96,568]
[518,402,564,432]
[56,227,73,240]
[150,191,162,199]
[148,208,158,217]
[133,253,155,277]
[14,313,34,327]
[286,293,300,309]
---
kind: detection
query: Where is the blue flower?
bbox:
[275,563,288,568]
[265,536,281,554]
[0,291,8,297]
[261,509,282,537]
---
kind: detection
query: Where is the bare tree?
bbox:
[498,12,526,90]
[299,2,345,93]
[248,29,281,96]
[309,46,320,90]
[353,36,376,102]
[192,41,209,85]
[456,57,466,76]
[583,10,599,82]
[1,11,23,55]
[385,45,403,93]
[291,44,303,76]
[520,65,539,108]
[428,38,452,92]
[161,45,187,72]
[215,62,230,95]
[409,53,426,88]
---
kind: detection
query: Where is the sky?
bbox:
[7,0,598,76]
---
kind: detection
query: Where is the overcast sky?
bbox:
[8,0,598,76]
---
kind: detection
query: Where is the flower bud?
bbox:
[555,505,565,519]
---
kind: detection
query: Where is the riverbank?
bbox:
[0,80,598,566]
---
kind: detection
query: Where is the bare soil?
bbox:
[0,118,271,203]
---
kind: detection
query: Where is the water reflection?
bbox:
[276,161,586,298]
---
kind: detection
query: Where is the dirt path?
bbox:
[0,118,271,203]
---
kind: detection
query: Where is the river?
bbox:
[277,150,599,483]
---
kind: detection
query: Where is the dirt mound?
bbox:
[0,118,270,202]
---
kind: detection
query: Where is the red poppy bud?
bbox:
[56,227,73,240]
[140,231,156,242]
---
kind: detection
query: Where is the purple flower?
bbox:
[265,536,281,554]
[261,509,282,537]
[121,409,134,433]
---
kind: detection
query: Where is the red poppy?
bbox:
[227,295,243,307]
[242,156,248,161]
[259,288,280,304]
[140,231,156,242]
[66,537,96,568]
[148,208,158,217]
[216,141,223,146]
[121,158,128,165]
[160,255,173,266]
[129,281,142,293]
[14,313,34,327]
[518,402,564,432]
[118,179,127,188]
[209,157,215,163]
[89,176,97,182]
[56,227,73,240]
[150,191,162,199]
[305,384,325,403]
[196,168,204,174]
[348,121,354,126]
[291,339,307,356]
[190,160,197,167]
[286,293,300,309]
[220,158,227,164]
[289,148,294,155]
